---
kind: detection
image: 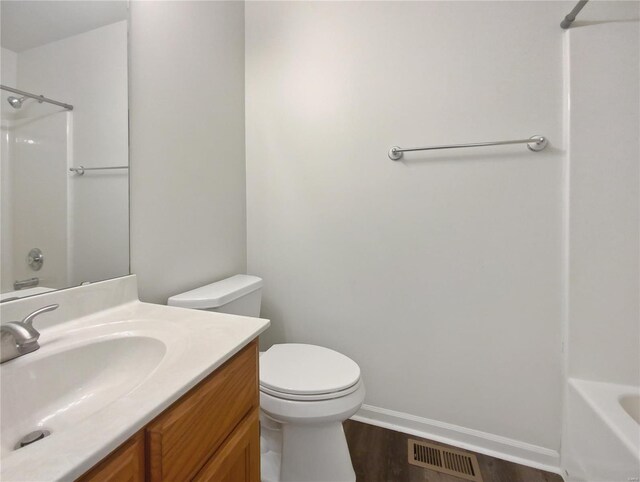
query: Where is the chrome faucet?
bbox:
[0,304,58,363]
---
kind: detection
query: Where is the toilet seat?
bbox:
[259,344,361,401]
[260,380,366,425]
[260,378,362,401]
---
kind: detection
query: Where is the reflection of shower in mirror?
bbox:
[7,95,25,109]
[0,85,72,110]
[0,0,129,297]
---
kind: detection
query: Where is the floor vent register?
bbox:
[408,439,483,481]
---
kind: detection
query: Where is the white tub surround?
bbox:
[563,379,640,482]
[561,18,640,482]
[0,275,270,482]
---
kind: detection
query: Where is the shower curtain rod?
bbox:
[561,0,589,29]
[0,84,74,110]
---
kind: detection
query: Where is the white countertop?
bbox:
[0,276,270,481]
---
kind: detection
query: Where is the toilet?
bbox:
[168,275,365,482]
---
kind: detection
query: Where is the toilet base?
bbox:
[260,416,356,482]
[260,414,282,482]
[260,449,281,482]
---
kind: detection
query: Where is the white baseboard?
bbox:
[351,404,562,476]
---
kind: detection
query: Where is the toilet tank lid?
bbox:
[167,275,263,309]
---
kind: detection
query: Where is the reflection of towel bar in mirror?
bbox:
[69,166,129,176]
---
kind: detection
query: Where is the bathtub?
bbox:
[0,286,55,302]
[562,378,640,482]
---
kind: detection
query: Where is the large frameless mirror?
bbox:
[0,1,129,301]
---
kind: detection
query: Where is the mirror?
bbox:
[0,1,129,301]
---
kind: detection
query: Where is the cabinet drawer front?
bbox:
[146,341,258,482]
[77,432,144,482]
[193,408,260,482]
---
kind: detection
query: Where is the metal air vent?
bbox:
[408,439,483,481]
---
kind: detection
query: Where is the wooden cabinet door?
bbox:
[146,341,258,482]
[77,432,144,482]
[192,409,260,482]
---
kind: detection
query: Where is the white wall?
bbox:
[129,1,247,304]
[566,21,640,386]
[0,47,17,291]
[246,0,640,470]
[246,1,568,467]
[15,20,129,286]
[0,47,17,106]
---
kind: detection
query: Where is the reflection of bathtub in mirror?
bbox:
[0,286,54,303]
[562,379,640,482]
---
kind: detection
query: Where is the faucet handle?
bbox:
[21,304,59,327]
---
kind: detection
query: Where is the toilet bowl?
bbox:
[168,275,364,482]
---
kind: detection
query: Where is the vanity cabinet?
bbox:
[78,432,145,482]
[192,409,260,482]
[77,340,259,482]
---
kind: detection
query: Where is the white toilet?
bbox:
[168,275,365,482]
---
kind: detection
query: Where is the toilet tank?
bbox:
[167,275,263,317]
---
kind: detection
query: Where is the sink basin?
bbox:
[0,275,269,481]
[1,335,166,455]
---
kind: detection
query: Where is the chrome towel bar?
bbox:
[69,166,128,175]
[388,135,548,161]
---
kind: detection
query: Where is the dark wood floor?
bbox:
[343,420,564,482]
